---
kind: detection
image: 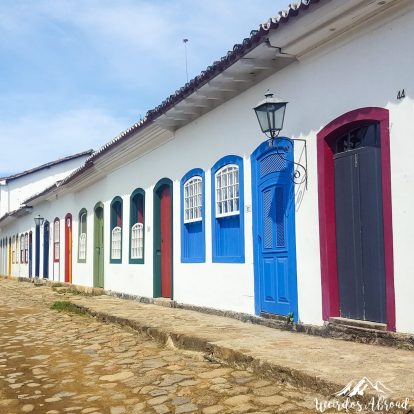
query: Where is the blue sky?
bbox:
[0,0,289,176]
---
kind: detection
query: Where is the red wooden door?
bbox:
[160,186,172,298]
[65,214,72,283]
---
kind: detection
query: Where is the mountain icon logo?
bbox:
[335,377,391,398]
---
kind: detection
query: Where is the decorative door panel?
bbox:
[252,141,298,320]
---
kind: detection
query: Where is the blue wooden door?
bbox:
[43,221,49,279]
[252,140,298,320]
[28,232,33,278]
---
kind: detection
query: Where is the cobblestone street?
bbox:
[0,280,326,414]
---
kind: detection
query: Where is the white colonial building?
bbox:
[1,0,413,335]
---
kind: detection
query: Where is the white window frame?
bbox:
[131,223,144,259]
[79,233,87,261]
[24,233,28,263]
[78,212,87,261]
[54,219,60,261]
[215,164,240,218]
[20,234,24,264]
[111,226,122,260]
[12,236,15,264]
[184,176,203,224]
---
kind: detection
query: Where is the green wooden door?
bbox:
[94,204,104,288]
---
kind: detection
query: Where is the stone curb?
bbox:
[104,289,414,351]
[71,303,341,396]
[70,302,410,414]
[2,274,414,351]
[1,275,104,296]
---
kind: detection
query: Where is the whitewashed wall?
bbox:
[1,8,413,333]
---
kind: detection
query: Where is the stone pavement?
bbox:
[0,277,413,414]
[0,278,325,414]
[67,290,414,404]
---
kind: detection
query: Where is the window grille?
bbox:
[111,227,122,259]
[20,235,24,264]
[79,233,87,260]
[24,233,28,263]
[215,164,240,217]
[131,223,144,259]
[78,211,87,261]
[184,176,202,223]
[54,220,60,261]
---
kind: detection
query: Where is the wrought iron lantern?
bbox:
[34,214,44,227]
[253,91,308,189]
[253,91,288,138]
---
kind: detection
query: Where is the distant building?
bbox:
[1,0,413,335]
[0,150,93,217]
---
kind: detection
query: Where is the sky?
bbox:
[0,0,289,176]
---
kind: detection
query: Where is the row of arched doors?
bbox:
[91,179,173,299]
[1,213,73,283]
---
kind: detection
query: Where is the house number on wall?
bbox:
[397,89,406,100]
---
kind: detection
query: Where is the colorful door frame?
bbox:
[317,107,395,331]
[251,139,299,321]
[43,220,50,279]
[153,178,173,299]
[28,231,33,278]
[8,237,12,276]
[65,213,72,283]
[35,226,40,277]
[93,202,105,288]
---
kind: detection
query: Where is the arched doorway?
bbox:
[153,179,173,299]
[35,225,40,277]
[251,139,298,321]
[65,214,72,283]
[94,202,104,288]
[28,231,33,278]
[43,220,50,279]
[317,107,395,330]
[8,237,12,276]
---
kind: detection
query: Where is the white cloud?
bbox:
[0,108,129,175]
[0,0,287,84]
[0,0,289,175]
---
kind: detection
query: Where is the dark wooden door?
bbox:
[43,221,50,279]
[334,132,386,323]
[65,214,72,283]
[29,232,32,278]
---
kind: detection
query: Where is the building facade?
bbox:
[1,0,413,334]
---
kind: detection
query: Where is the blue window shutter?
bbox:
[180,168,206,263]
[211,155,245,263]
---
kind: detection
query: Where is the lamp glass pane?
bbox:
[273,104,286,131]
[255,108,271,133]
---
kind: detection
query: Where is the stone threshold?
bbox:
[329,316,387,331]
[4,274,414,351]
